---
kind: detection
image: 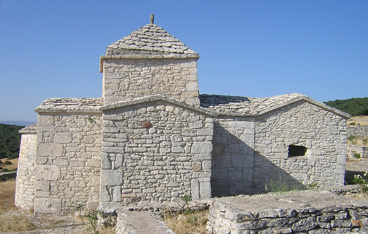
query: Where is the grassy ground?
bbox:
[0,179,35,232]
[348,116,368,126]
[0,158,18,173]
[0,179,115,233]
[164,209,209,234]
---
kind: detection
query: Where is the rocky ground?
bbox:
[2,211,86,234]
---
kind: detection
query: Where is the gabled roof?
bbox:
[200,93,351,118]
[104,23,199,58]
[101,95,215,117]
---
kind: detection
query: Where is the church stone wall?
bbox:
[15,128,37,210]
[102,58,199,106]
[100,101,213,208]
[34,113,102,213]
[254,101,347,192]
[211,117,255,197]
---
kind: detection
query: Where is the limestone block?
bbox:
[55,158,69,166]
[87,201,99,211]
[192,142,212,154]
[35,165,61,181]
[101,154,112,169]
[200,181,211,198]
[191,179,199,200]
[189,121,203,129]
[100,186,112,202]
[113,186,122,202]
[197,129,212,136]
[36,157,48,165]
[35,181,50,191]
[87,159,100,168]
[202,160,211,171]
[38,143,63,157]
[275,153,288,159]
[193,164,202,172]
[34,198,61,214]
[82,136,95,144]
[100,170,123,186]
[37,191,51,198]
[53,132,72,144]
[186,81,198,91]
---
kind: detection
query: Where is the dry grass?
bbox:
[0,158,18,172]
[79,227,116,234]
[0,179,17,212]
[0,179,35,232]
[164,209,209,234]
[348,136,368,146]
[0,179,114,233]
[348,116,368,126]
[0,210,35,232]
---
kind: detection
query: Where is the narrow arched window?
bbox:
[288,145,307,157]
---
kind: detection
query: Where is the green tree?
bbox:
[324,97,368,116]
[0,124,24,159]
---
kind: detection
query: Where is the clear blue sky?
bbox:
[1,0,367,121]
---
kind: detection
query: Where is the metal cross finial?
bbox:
[150,14,154,24]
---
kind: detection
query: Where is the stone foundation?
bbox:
[207,191,368,233]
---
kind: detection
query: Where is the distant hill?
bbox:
[0,121,35,126]
[324,97,368,116]
[0,124,23,159]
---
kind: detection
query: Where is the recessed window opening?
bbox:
[288,145,307,157]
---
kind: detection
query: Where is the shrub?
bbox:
[353,172,368,195]
[3,161,12,165]
[353,152,362,159]
[348,135,357,144]
[349,122,356,125]
[265,176,306,193]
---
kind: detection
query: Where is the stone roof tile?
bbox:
[105,24,198,58]
[35,98,103,113]
[19,124,37,134]
[200,93,350,118]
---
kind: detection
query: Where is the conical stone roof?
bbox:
[105,23,199,59]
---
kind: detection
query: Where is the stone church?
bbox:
[15,16,349,214]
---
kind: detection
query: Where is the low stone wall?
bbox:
[348,125,368,138]
[347,144,368,159]
[207,191,368,233]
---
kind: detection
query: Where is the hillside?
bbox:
[0,124,23,159]
[324,97,368,116]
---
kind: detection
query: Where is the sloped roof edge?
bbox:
[102,95,216,117]
[35,98,103,114]
[257,95,351,119]
[19,124,37,134]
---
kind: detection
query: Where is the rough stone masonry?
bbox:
[15,16,350,214]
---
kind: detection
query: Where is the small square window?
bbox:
[288,145,307,157]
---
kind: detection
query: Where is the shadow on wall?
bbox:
[211,123,305,197]
[253,151,306,193]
